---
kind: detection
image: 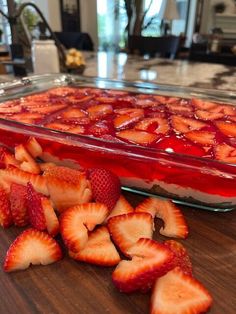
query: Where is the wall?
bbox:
[80,0,98,49]
[33,0,62,31]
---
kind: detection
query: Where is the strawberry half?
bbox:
[41,197,59,237]
[112,238,174,293]
[215,143,236,164]
[164,240,192,276]
[108,212,154,256]
[27,183,46,231]
[3,228,62,272]
[9,183,29,227]
[104,195,134,223]
[44,166,92,212]
[25,137,43,158]
[150,267,212,314]
[60,203,109,252]
[87,168,121,212]
[0,187,13,228]
[136,198,188,239]
[14,144,41,175]
[69,226,121,266]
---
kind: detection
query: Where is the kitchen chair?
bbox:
[128,35,180,59]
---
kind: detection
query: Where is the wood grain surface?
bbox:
[0,191,235,314]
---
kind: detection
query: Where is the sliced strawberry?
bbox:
[15,144,41,174]
[167,103,193,115]
[210,104,236,116]
[112,238,174,293]
[108,212,154,255]
[0,187,13,228]
[192,98,217,110]
[164,240,192,276]
[41,197,59,237]
[1,151,20,168]
[3,228,62,272]
[9,113,42,124]
[60,203,109,252]
[0,166,49,195]
[28,104,66,114]
[114,108,144,117]
[215,143,236,164]
[135,117,169,135]
[9,183,29,227]
[87,168,121,212]
[87,104,113,120]
[150,267,212,314]
[195,109,224,120]
[114,114,141,129]
[25,137,43,158]
[44,122,71,131]
[184,130,215,146]
[69,226,121,266]
[68,125,85,134]
[49,87,76,96]
[0,104,22,113]
[44,166,92,212]
[215,120,236,137]
[171,115,207,134]
[135,98,158,108]
[116,129,158,145]
[153,95,167,104]
[61,108,87,119]
[27,182,46,231]
[87,122,109,136]
[95,96,115,103]
[104,195,134,223]
[135,198,188,239]
[39,162,56,172]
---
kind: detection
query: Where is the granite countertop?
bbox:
[0,51,235,93]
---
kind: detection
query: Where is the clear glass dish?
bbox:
[0,74,236,212]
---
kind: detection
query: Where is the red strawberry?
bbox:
[27,183,46,231]
[3,228,62,272]
[44,166,92,212]
[184,130,215,146]
[25,137,43,158]
[87,168,121,212]
[44,122,71,131]
[87,104,113,120]
[28,104,66,114]
[0,149,20,169]
[60,203,109,252]
[9,183,29,227]
[41,197,59,237]
[15,144,41,174]
[135,117,169,135]
[150,267,212,314]
[135,198,188,239]
[61,108,87,119]
[192,98,217,110]
[195,109,224,121]
[116,129,158,145]
[0,166,49,195]
[0,187,13,228]
[112,238,174,293]
[104,195,134,223]
[215,143,236,164]
[215,120,236,137]
[69,226,121,266]
[171,115,207,134]
[108,212,154,256]
[164,240,192,276]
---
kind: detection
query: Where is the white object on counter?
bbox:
[32,40,60,74]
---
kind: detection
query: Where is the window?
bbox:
[0,0,11,44]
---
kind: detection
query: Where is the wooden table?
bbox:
[0,191,235,314]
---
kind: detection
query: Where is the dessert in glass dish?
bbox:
[0,74,235,211]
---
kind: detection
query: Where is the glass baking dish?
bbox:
[0,74,236,212]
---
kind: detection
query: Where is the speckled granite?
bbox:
[1,52,235,93]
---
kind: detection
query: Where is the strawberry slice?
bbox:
[49,87,76,96]
[15,144,41,174]
[0,166,49,195]
[195,109,224,121]
[27,183,46,231]
[114,108,144,117]
[68,125,85,134]
[135,117,169,135]
[108,212,154,255]
[41,197,59,237]
[184,130,215,146]
[210,104,236,116]
[69,226,121,266]
[215,143,236,164]
[8,113,42,124]
[9,183,29,227]
[164,240,192,276]
[28,104,66,114]
[192,98,217,110]
[167,103,193,115]
[1,151,20,168]
[135,198,188,239]
[87,104,113,120]
[87,168,121,212]
[150,267,212,314]
[0,187,13,228]
[3,228,62,272]
[60,203,109,252]
[116,129,158,145]
[44,166,92,212]
[171,115,207,134]
[44,122,71,131]
[114,108,144,129]
[61,108,87,119]
[104,195,134,223]
[25,137,43,158]
[215,120,236,137]
[112,238,174,293]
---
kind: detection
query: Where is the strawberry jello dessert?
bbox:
[0,85,236,211]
